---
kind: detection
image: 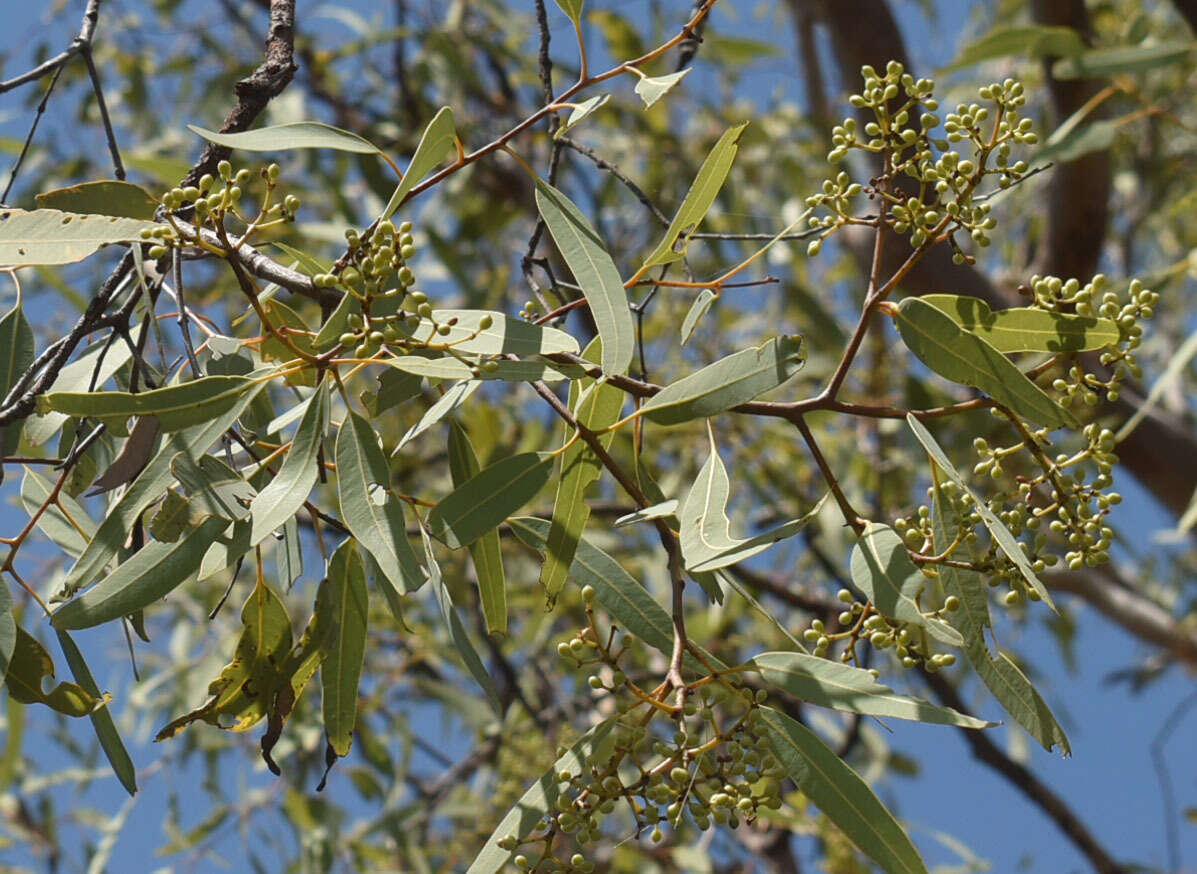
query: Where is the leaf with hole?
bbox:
[895,297,1076,429]
[0,208,163,266]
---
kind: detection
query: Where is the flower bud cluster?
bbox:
[822,582,958,671]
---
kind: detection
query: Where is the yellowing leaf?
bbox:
[0,208,162,266]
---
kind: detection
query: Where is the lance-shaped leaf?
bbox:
[36,180,159,220]
[171,452,255,521]
[614,500,679,527]
[337,410,426,595]
[907,415,1055,609]
[467,720,614,874]
[421,527,502,713]
[38,375,256,433]
[249,380,329,546]
[534,179,635,375]
[382,106,457,218]
[749,652,992,728]
[554,94,609,140]
[0,580,13,684]
[313,292,362,350]
[850,523,964,647]
[548,0,585,23]
[634,69,691,108]
[680,288,716,345]
[895,298,1076,430]
[680,431,826,572]
[1052,42,1195,80]
[427,452,553,549]
[21,467,96,558]
[321,540,368,757]
[188,121,384,155]
[382,354,474,381]
[55,630,137,795]
[641,335,805,426]
[363,367,421,417]
[542,341,624,604]
[758,706,929,874]
[87,415,161,496]
[946,24,1084,70]
[930,480,1070,753]
[918,294,1118,353]
[397,380,480,450]
[397,309,579,356]
[448,422,507,635]
[643,122,748,267]
[4,627,99,717]
[0,302,34,457]
[59,382,263,598]
[52,515,229,629]
[0,208,162,266]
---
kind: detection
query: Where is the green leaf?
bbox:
[758,706,929,874]
[313,292,362,350]
[748,652,992,728]
[36,180,159,220]
[52,515,229,629]
[946,25,1085,70]
[548,0,585,23]
[421,526,502,714]
[321,540,369,757]
[171,452,256,522]
[633,69,691,108]
[930,478,1070,753]
[850,523,964,647]
[54,630,137,795]
[427,452,553,549]
[680,288,715,345]
[249,380,329,547]
[614,500,678,527]
[918,294,1119,353]
[397,380,480,450]
[1034,118,1119,167]
[381,106,457,219]
[641,335,805,426]
[541,341,624,604]
[553,94,609,140]
[467,720,614,874]
[680,431,826,572]
[895,297,1076,430]
[0,579,14,685]
[58,382,264,598]
[448,422,507,635]
[4,627,99,717]
[337,410,427,595]
[643,122,748,267]
[0,302,34,457]
[20,468,97,558]
[188,121,383,155]
[1052,42,1195,80]
[398,309,579,356]
[38,375,256,433]
[382,354,474,381]
[534,180,635,375]
[907,415,1055,610]
[362,367,422,417]
[0,208,162,266]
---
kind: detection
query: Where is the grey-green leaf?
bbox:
[749,651,992,728]
[36,180,159,220]
[759,706,929,874]
[21,467,97,558]
[397,380,480,450]
[895,297,1076,430]
[467,720,613,874]
[249,381,328,546]
[52,515,229,629]
[680,289,716,345]
[1052,42,1195,80]
[849,522,964,647]
[55,630,137,795]
[946,25,1085,71]
[448,421,507,635]
[38,376,256,433]
[321,539,369,757]
[534,180,635,375]
[548,0,585,23]
[427,452,553,549]
[398,309,579,356]
[918,294,1118,353]
[634,69,691,108]
[907,415,1055,610]
[188,121,383,155]
[643,122,748,267]
[0,302,34,456]
[0,208,162,266]
[0,579,13,685]
[337,410,427,595]
[382,106,457,219]
[641,335,805,426]
[553,94,609,140]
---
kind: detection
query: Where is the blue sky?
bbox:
[0,1,1194,872]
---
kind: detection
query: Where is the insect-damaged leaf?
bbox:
[849,522,963,647]
[758,706,929,874]
[0,208,163,266]
[534,179,635,375]
[337,410,427,595]
[641,335,805,426]
[4,627,99,717]
[448,421,507,635]
[426,452,553,549]
[895,298,1076,430]
[643,122,748,267]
